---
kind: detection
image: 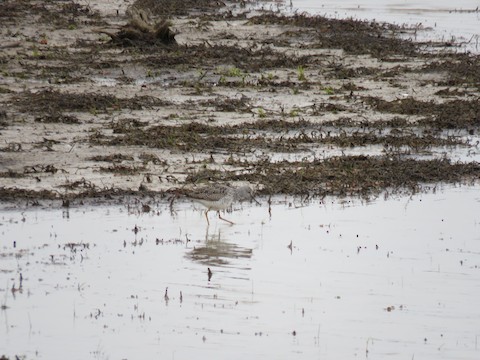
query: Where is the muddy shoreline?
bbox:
[1,0,479,206]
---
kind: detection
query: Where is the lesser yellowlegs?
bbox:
[183,184,256,225]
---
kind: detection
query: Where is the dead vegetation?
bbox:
[14,89,172,114]
[139,43,304,70]
[0,0,105,27]
[35,114,80,124]
[422,53,480,90]
[187,156,480,197]
[247,13,419,57]
[98,164,147,175]
[99,6,177,46]
[365,98,480,129]
[94,119,467,153]
[88,154,135,162]
[0,0,479,202]
[133,0,226,16]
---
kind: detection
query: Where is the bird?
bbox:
[182,184,257,225]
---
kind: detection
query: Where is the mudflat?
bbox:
[1,0,479,205]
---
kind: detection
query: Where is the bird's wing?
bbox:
[185,185,231,201]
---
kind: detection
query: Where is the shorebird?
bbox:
[183,184,257,225]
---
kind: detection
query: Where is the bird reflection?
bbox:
[186,229,252,268]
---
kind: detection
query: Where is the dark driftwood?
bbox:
[99,6,176,46]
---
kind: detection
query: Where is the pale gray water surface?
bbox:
[1,185,480,359]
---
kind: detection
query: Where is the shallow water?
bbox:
[287,0,480,53]
[1,185,480,359]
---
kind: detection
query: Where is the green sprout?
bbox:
[324,86,335,95]
[258,108,266,118]
[226,67,243,77]
[297,65,306,81]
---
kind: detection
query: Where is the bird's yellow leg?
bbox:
[205,209,210,225]
[218,211,234,225]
